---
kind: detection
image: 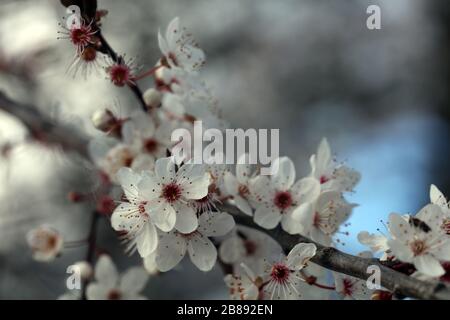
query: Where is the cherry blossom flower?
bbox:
[429,184,450,235]
[143,251,159,275]
[333,272,373,300]
[295,191,356,245]
[111,168,161,257]
[219,225,282,275]
[388,206,450,277]
[68,46,101,78]
[105,55,139,87]
[261,243,317,300]
[309,138,360,193]
[137,156,210,233]
[155,211,235,272]
[158,17,205,72]
[223,154,258,216]
[357,231,389,256]
[251,157,320,233]
[86,255,148,300]
[224,263,261,300]
[26,225,63,262]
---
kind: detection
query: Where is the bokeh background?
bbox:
[0,0,448,299]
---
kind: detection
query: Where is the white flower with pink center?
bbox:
[87,255,148,300]
[333,272,373,300]
[388,205,450,277]
[26,225,64,262]
[294,191,356,246]
[250,157,320,233]
[155,211,235,272]
[309,138,360,193]
[224,153,258,216]
[111,168,161,257]
[262,243,317,300]
[138,156,211,234]
[429,184,450,236]
[219,225,283,275]
[224,263,261,300]
[158,17,205,72]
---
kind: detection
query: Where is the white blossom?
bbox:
[26,225,63,262]
[158,17,205,72]
[309,138,360,193]
[251,157,320,233]
[86,255,149,300]
[388,206,450,277]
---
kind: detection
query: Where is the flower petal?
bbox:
[187,234,217,271]
[414,254,445,277]
[271,157,296,190]
[136,222,158,257]
[287,243,317,270]
[291,177,320,204]
[198,212,235,237]
[95,255,119,288]
[147,201,176,232]
[174,203,198,233]
[119,267,149,294]
[254,205,281,229]
[155,232,187,272]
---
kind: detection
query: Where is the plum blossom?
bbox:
[158,17,205,72]
[219,225,282,275]
[251,157,320,233]
[309,138,360,193]
[26,225,63,262]
[295,191,356,245]
[155,211,235,272]
[223,154,258,216]
[137,156,210,233]
[388,206,450,277]
[333,272,373,300]
[87,255,148,300]
[111,167,161,257]
[224,263,261,300]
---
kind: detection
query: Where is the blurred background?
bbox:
[0,0,448,299]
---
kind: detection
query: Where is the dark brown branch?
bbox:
[218,203,450,300]
[81,211,100,300]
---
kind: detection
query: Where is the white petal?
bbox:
[254,205,281,229]
[155,157,176,182]
[180,172,210,200]
[198,212,235,237]
[136,223,158,257]
[117,167,141,203]
[432,239,450,261]
[223,172,239,195]
[187,234,217,271]
[155,232,187,272]
[147,202,176,232]
[291,202,315,234]
[329,166,361,192]
[416,204,445,231]
[291,177,320,204]
[271,157,296,190]
[131,154,155,174]
[218,235,245,264]
[236,153,254,184]
[234,196,253,216]
[95,255,119,287]
[119,267,149,294]
[287,243,317,270]
[174,203,198,233]
[249,175,272,201]
[388,238,414,262]
[280,210,303,235]
[143,251,158,275]
[430,184,447,208]
[388,213,413,241]
[414,255,445,277]
[137,173,162,201]
[86,283,111,300]
[316,138,331,174]
[158,30,169,55]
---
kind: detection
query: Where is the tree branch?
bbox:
[218,203,450,300]
[0,91,90,159]
[1,91,449,300]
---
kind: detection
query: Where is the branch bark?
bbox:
[1,91,450,300]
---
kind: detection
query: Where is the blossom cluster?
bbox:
[24,11,450,301]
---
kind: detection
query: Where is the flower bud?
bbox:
[91,108,117,132]
[143,88,162,109]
